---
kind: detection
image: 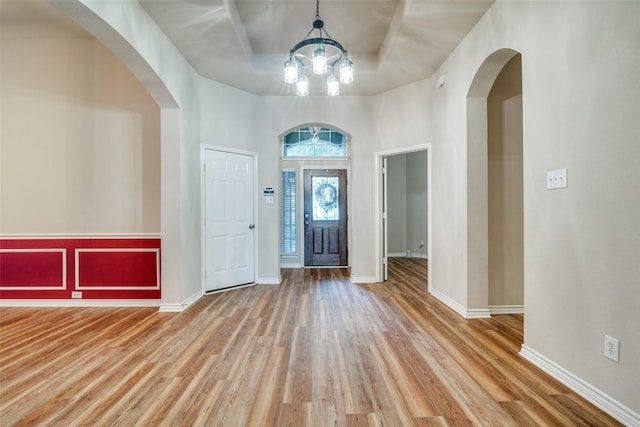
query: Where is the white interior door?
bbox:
[204,149,255,292]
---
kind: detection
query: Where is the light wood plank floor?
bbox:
[0,258,621,426]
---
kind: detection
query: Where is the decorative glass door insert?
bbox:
[312,177,340,221]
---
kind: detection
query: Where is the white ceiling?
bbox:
[2,0,495,96]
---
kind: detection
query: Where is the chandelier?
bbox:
[283,0,354,96]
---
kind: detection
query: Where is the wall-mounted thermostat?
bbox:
[264,187,275,204]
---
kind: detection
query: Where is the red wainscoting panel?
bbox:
[0,249,66,290]
[0,238,161,300]
[77,249,159,290]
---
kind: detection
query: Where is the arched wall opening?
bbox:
[48,0,184,307]
[466,48,523,318]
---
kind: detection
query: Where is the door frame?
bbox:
[200,144,259,294]
[301,166,351,268]
[374,144,432,290]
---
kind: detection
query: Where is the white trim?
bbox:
[201,145,259,294]
[75,248,160,290]
[465,308,492,319]
[489,305,524,315]
[429,288,492,319]
[350,276,377,284]
[387,252,408,258]
[375,144,431,157]
[0,233,160,239]
[158,303,187,312]
[375,144,432,292]
[159,291,202,312]
[388,253,429,259]
[0,300,161,307]
[258,277,281,285]
[279,263,302,269]
[520,345,640,426]
[280,156,350,162]
[431,289,467,318]
[0,248,67,290]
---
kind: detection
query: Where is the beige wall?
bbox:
[387,152,428,257]
[1,35,160,234]
[406,150,428,257]
[487,55,523,307]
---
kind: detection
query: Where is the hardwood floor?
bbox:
[0,258,621,426]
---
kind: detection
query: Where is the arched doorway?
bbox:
[466,49,524,317]
[50,0,184,310]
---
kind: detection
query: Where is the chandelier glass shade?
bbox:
[284,0,354,96]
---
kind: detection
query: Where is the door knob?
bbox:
[249,224,255,229]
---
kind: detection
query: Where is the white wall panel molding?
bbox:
[0,234,161,239]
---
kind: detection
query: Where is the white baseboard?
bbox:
[258,277,281,285]
[430,288,491,319]
[279,263,302,269]
[465,308,492,319]
[158,303,187,312]
[520,345,640,426]
[159,290,202,312]
[489,305,524,315]
[350,276,378,284]
[0,300,161,308]
[429,288,467,318]
[388,252,428,259]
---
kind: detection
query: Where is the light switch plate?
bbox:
[547,168,568,189]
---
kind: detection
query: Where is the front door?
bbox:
[304,169,348,266]
[204,148,255,291]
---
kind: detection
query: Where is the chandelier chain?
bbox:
[283,0,353,95]
[303,0,332,41]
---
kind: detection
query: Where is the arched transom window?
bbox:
[283,126,347,157]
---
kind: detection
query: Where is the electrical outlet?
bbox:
[72,291,82,299]
[604,335,620,362]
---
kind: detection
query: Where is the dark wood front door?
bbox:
[304,169,348,266]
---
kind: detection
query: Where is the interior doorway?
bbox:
[376,144,431,290]
[467,49,523,317]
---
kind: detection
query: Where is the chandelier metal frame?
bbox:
[283,0,354,96]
